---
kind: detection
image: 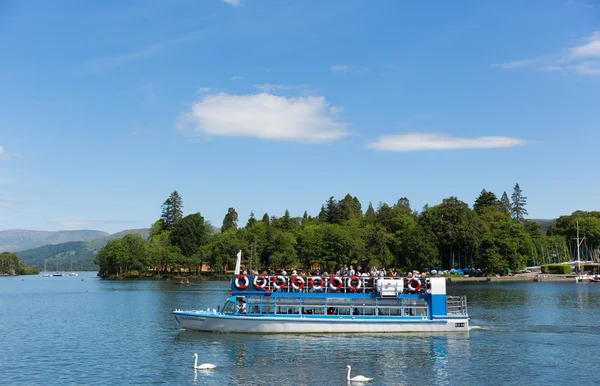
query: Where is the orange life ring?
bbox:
[253,275,267,290]
[291,276,305,290]
[235,275,249,290]
[310,276,323,290]
[347,275,362,291]
[273,275,287,289]
[329,276,343,290]
[407,278,422,291]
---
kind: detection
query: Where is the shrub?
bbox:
[582,264,600,273]
[541,264,571,274]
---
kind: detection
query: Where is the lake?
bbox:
[1,273,599,385]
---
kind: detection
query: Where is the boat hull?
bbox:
[173,311,469,333]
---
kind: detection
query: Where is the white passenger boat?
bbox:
[173,273,469,333]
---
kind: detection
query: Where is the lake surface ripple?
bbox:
[1,273,599,385]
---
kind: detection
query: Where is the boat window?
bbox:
[353,299,377,316]
[302,298,325,315]
[403,298,428,317]
[222,301,235,314]
[326,298,351,316]
[377,299,402,316]
[259,297,274,314]
[246,296,261,314]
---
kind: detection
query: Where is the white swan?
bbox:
[192,353,216,370]
[345,365,373,382]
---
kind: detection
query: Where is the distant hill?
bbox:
[15,228,149,271]
[531,219,556,233]
[0,229,109,252]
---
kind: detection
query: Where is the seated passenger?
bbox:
[237,299,246,314]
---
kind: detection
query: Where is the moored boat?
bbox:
[173,274,469,333]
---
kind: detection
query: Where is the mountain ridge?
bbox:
[0,229,109,252]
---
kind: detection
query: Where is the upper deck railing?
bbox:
[231,274,431,295]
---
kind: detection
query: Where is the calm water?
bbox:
[1,273,599,385]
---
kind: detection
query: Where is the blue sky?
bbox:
[1,0,599,233]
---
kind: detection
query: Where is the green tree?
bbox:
[161,190,183,230]
[511,183,528,222]
[221,207,239,232]
[261,213,270,225]
[500,191,511,214]
[474,189,499,214]
[246,211,257,228]
[170,213,212,257]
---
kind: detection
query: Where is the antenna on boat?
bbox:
[234,250,242,275]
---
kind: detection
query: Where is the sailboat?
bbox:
[67,260,78,276]
[53,261,64,276]
[41,261,51,277]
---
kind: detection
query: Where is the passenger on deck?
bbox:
[237,299,246,314]
[349,265,355,276]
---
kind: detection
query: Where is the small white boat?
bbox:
[67,272,78,276]
[41,273,52,278]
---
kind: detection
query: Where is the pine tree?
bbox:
[161,190,183,230]
[474,189,499,214]
[221,207,239,232]
[246,211,257,228]
[511,183,528,222]
[261,213,270,225]
[302,210,309,224]
[500,191,511,214]
[365,202,375,219]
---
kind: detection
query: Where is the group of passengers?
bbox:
[244,265,423,280]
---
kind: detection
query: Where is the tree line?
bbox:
[94,184,600,278]
[0,252,40,275]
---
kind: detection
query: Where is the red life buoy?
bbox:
[310,276,323,290]
[407,278,422,291]
[273,275,287,289]
[347,275,362,291]
[291,276,305,290]
[327,307,335,315]
[235,275,249,290]
[329,276,343,290]
[253,275,267,290]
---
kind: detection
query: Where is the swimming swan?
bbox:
[345,365,373,382]
[192,353,216,370]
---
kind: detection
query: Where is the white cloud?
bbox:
[366,133,527,152]
[253,84,295,92]
[568,61,600,75]
[257,66,272,72]
[180,92,348,143]
[495,31,600,76]
[231,75,244,80]
[569,31,600,58]
[331,64,349,73]
[222,0,244,7]
[0,146,23,160]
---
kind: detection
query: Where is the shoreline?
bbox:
[447,272,582,283]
